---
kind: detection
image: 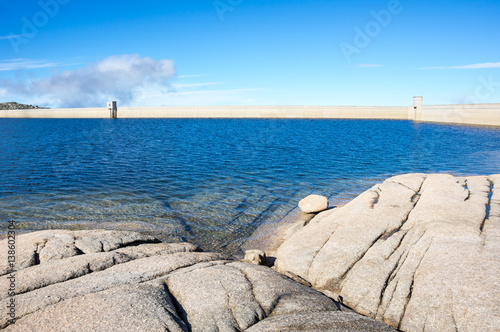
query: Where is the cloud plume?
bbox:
[1,55,176,107]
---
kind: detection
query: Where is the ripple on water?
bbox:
[1,118,499,254]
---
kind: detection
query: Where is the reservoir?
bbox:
[1,118,499,253]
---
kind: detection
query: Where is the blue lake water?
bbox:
[1,118,499,253]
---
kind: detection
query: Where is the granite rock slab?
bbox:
[275,173,500,331]
[1,230,395,331]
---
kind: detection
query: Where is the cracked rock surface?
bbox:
[1,230,394,331]
[275,173,500,332]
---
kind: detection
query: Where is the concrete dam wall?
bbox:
[414,103,500,127]
[118,105,412,119]
[1,98,499,127]
[0,105,411,120]
[0,107,110,119]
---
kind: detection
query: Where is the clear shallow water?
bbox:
[1,118,499,254]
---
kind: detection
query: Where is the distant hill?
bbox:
[0,102,50,110]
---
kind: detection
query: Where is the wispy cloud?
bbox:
[169,88,261,96]
[423,62,500,70]
[135,87,262,107]
[0,58,64,71]
[172,82,226,90]
[2,54,176,107]
[352,64,384,68]
[0,35,21,40]
[178,74,206,78]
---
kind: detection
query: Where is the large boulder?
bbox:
[275,173,500,331]
[1,230,395,331]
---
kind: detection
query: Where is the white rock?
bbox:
[298,195,329,213]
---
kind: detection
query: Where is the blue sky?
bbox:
[1,0,499,107]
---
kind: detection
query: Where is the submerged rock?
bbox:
[275,173,500,331]
[298,194,329,213]
[1,230,395,331]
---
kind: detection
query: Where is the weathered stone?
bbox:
[0,242,199,298]
[165,261,394,331]
[1,230,395,331]
[298,194,329,213]
[4,284,187,332]
[0,229,159,276]
[246,311,397,332]
[243,249,267,265]
[275,173,500,331]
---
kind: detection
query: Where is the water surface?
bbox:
[1,118,499,253]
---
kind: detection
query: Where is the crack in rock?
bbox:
[398,239,433,330]
[463,180,471,201]
[480,179,494,233]
[371,188,381,209]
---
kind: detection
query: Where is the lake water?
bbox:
[1,118,499,254]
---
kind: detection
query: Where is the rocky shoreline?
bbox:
[1,173,499,331]
[0,230,394,331]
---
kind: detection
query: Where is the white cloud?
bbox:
[423,62,500,70]
[2,56,262,107]
[2,54,176,107]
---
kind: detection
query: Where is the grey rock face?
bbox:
[0,229,160,275]
[5,284,188,332]
[275,173,500,331]
[1,229,395,331]
[298,194,329,213]
[246,311,396,332]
